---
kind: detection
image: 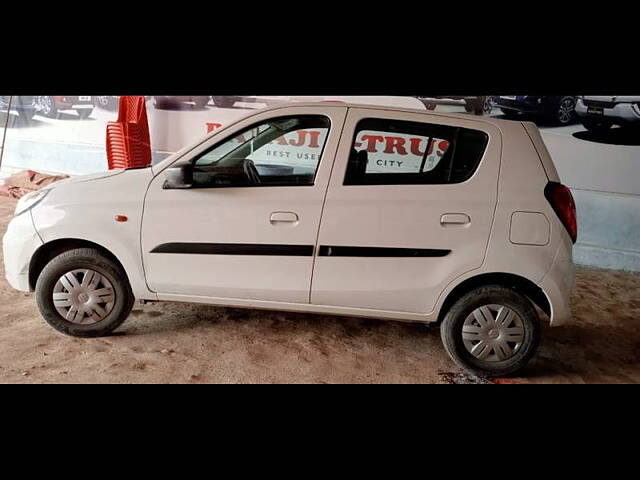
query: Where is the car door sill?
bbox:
[155,293,436,323]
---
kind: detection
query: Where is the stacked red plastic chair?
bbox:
[106,96,152,170]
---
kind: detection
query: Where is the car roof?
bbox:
[256,101,515,129]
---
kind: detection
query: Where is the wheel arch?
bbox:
[29,238,128,291]
[437,272,551,324]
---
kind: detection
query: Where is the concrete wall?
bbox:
[542,130,640,271]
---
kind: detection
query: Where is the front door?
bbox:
[141,106,347,303]
[311,108,501,314]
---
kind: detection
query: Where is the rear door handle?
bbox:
[270,212,299,224]
[441,213,471,225]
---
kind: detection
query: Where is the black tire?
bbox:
[551,96,577,125]
[35,248,135,338]
[193,96,210,109]
[77,108,93,120]
[440,285,541,377]
[500,108,519,119]
[212,96,236,108]
[582,119,613,133]
[481,96,493,115]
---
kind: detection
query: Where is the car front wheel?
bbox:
[440,285,541,377]
[553,96,577,125]
[35,248,135,338]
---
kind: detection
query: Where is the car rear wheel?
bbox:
[77,108,93,120]
[35,248,135,338]
[582,119,613,133]
[553,96,577,125]
[481,96,493,115]
[440,285,541,377]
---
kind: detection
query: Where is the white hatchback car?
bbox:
[2,102,576,376]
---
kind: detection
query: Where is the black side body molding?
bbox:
[150,243,315,256]
[318,246,451,257]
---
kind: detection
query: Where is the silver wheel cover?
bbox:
[462,304,525,362]
[53,269,116,325]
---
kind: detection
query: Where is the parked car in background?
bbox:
[2,102,576,376]
[493,96,578,125]
[576,96,640,132]
[417,96,493,115]
[211,96,241,108]
[0,96,38,120]
[97,96,152,110]
[153,96,210,109]
[96,96,119,110]
[37,96,95,119]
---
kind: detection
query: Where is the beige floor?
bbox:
[1,196,639,384]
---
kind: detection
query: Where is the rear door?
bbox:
[311,108,502,314]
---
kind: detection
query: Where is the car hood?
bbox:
[49,169,127,189]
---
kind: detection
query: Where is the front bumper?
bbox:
[576,98,640,124]
[2,211,43,292]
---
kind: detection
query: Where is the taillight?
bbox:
[545,182,577,244]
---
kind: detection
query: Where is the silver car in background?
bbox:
[576,96,640,132]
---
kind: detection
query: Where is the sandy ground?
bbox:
[1,196,639,384]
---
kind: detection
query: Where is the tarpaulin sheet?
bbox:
[0,170,68,199]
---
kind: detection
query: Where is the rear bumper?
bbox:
[2,211,43,292]
[576,98,640,124]
[539,240,575,326]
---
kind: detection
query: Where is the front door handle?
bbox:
[270,212,299,224]
[441,213,471,225]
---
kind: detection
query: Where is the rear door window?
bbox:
[344,118,488,185]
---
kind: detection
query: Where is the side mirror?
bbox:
[163,163,193,189]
